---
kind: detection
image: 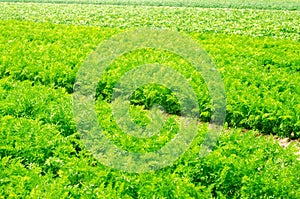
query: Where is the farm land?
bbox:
[0,0,300,198]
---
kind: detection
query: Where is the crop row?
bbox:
[0,20,299,137]
[0,2,300,41]
[1,0,300,10]
[1,78,300,197]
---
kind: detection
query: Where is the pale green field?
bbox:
[0,0,299,10]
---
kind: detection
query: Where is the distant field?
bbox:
[0,0,300,10]
[1,2,300,41]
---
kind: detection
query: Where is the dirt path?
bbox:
[274,136,300,160]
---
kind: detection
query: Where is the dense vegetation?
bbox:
[0,1,299,198]
[1,0,300,10]
[1,2,300,40]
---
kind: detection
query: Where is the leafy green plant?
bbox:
[0,77,75,136]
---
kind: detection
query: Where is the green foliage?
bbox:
[0,2,299,198]
[1,0,299,10]
[0,20,118,93]
[96,48,210,120]
[1,3,300,40]
[0,77,75,136]
[193,33,300,137]
[183,130,300,198]
[0,116,61,165]
[0,20,299,137]
[1,114,299,198]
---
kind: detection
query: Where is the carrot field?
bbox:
[0,0,300,198]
